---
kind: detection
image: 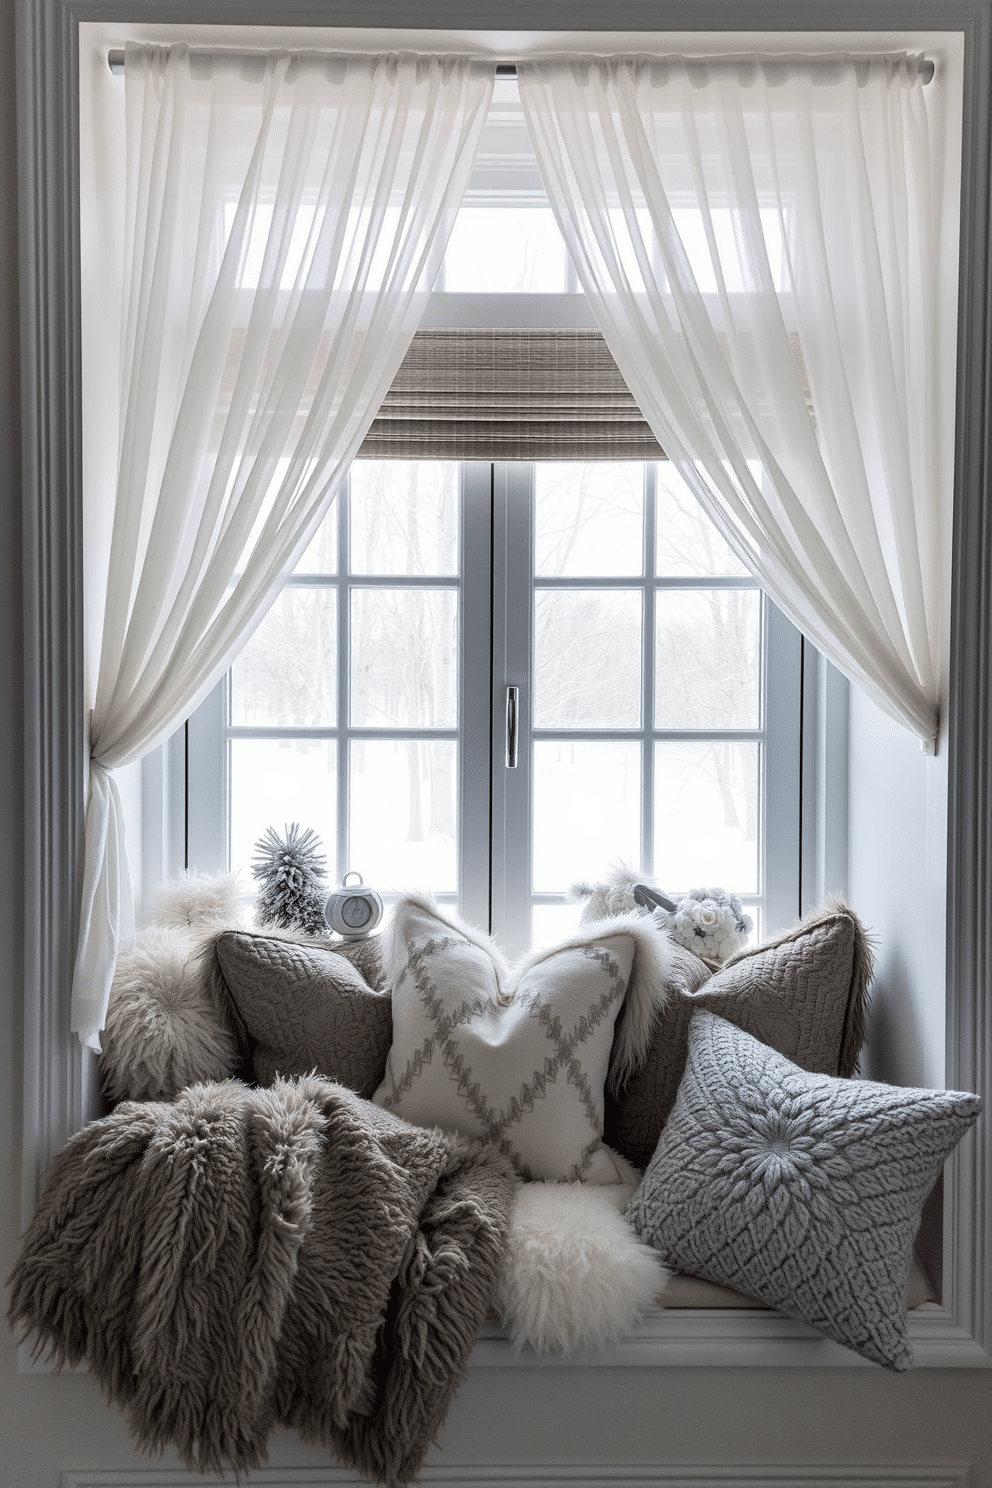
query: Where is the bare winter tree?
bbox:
[349,461,458,845]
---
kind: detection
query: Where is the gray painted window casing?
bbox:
[15,0,991,1369]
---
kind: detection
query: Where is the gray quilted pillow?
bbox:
[606,900,873,1168]
[625,1010,981,1370]
[211,930,392,1095]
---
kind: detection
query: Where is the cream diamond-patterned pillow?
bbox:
[624,1009,982,1369]
[372,895,674,1184]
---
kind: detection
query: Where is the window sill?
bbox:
[22,1304,988,1377]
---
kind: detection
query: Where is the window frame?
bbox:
[17,0,992,1370]
[181,453,802,957]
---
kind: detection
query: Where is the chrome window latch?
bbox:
[505,685,519,768]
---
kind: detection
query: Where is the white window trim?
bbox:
[17,0,991,1372]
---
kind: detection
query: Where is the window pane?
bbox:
[444,207,568,293]
[535,590,641,728]
[672,207,787,294]
[293,505,338,574]
[532,741,640,892]
[655,589,760,730]
[231,589,336,727]
[350,739,456,890]
[535,464,643,576]
[531,902,585,949]
[351,589,458,728]
[653,740,759,894]
[655,463,750,577]
[229,738,336,881]
[350,461,459,575]
[224,201,324,292]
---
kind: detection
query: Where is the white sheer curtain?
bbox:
[73,45,493,1046]
[518,54,947,748]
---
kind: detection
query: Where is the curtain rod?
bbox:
[106,49,935,83]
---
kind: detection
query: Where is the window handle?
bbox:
[506,686,519,768]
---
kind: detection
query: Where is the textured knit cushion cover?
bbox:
[373,894,673,1184]
[211,930,392,1096]
[606,900,873,1168]
[625,1009,981,1370]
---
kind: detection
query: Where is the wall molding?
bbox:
[14,0,992,1373]
[60,1467,974,1488]
[943,0,992,1364]
[16,0,90,1230]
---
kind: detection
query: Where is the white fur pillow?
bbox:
[372,894,673,1184]
[496,1179,668,1353]
[101,873,244,1102]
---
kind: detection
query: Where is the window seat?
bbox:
[480,1254,935,1324]
[471,1258,946,1369]
[650,1256,937,1310]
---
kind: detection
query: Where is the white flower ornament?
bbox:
[659,887,753,965]
[572,870,752,966]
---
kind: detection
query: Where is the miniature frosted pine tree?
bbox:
[251,823,328,937]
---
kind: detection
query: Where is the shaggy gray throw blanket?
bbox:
[6,1077,515,1486]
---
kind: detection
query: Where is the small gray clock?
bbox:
[324,872,384,940]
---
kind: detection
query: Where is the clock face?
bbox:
[341,894,373,929]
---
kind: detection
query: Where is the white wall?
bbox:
[2,2,991,1483]
[848,688,948,1093]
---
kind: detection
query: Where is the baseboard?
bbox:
[61,1464,973,1488]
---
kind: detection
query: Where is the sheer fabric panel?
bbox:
[517,54,949,746]
[72,45,493,1044]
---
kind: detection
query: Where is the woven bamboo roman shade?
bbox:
[359,328,665,460]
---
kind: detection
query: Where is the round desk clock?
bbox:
[324,872,384,940]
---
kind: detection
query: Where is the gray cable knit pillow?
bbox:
[606,900,873,1168]
[624,1009,981,1370]
[209,930,392,1095]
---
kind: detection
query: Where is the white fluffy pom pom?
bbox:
[571,864,641,926]
[145,870,246,932]
[495,1180,668,1354]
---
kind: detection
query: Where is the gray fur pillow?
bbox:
[101,873,245,1102]
[210,930,392,1095]
[625,1010,980,1370]
[606,899,874,1168]
[101,926,239,1102]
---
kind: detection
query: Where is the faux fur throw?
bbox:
[7,1078,516,1487]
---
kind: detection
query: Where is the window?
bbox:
[184,455,802,955]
